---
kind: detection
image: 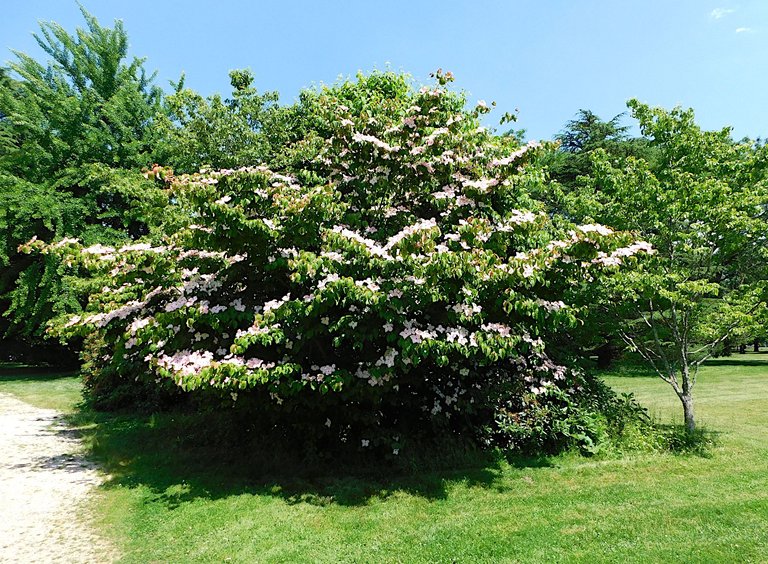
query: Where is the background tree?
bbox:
[0,8,166,362]
[573,100,768,431]
[153,69,286,174]
[542,110,656,367]
[550,109,630,189]
[547,109,658,193]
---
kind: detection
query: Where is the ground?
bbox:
[0,355,766,562]
[0,390,115,563]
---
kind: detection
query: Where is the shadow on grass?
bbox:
[599,354,768,379]
[65,407,547,509]
[598,363,658,378]
[653,423,720,457]
[0,368,79,381]
[703,357,768,368]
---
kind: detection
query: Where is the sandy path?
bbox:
[0,393,116,563]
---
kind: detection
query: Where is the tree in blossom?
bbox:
[32,71,653,453]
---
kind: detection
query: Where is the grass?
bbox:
[0,365,81,412]
[2,356,767,562]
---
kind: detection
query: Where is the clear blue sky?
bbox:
[3,1,767,141]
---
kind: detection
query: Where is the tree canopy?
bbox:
[0,8,166,357]
[561,101,768,430]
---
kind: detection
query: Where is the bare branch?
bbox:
[619,330,678,389]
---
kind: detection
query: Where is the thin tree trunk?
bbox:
[680,392,695,433]
[679,362,696,433]
[754,340,760,353]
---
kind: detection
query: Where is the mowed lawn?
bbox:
[0,367,81,412]
[1,356,767,563]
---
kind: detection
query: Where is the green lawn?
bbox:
[0,366,81,412]
[2,356,767,562]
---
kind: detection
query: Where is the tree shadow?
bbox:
[597,363,658,378]
[652,423,720,458]
[0,368,78,381]
[66,408,552,509]
[13,452,100,474]
[599,354,768,378]
[704,358,768,368]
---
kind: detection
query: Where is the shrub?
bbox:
[33,71,653,454]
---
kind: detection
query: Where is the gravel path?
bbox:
[0,393,116,563]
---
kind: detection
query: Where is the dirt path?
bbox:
[0,393,116,563]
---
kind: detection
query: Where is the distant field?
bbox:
[1,356,766,562]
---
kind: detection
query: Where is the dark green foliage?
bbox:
[0,9,168,352]
[79,332,185,411]
[492,372,652,455]
[541,110,657,220]
[548,109,657,189]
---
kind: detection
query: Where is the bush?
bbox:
[36,71,653,454]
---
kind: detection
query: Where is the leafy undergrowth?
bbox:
[3,356,768,562]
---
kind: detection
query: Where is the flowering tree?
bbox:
[30,71,652,452]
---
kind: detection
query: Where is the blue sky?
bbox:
[3,1,767,141]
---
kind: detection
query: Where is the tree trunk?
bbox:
[755,340,761,353]
[681,393,695,433]
[595,340,618,369]
[739,343,747,354]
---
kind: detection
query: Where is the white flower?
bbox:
[352,132,399,153]
[128,317,151,335]
[522,264,535,278]
[384,218,437,250]
[578,224,613,236]
[81,244,115,255]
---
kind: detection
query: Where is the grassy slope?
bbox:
[2,357,767,562]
